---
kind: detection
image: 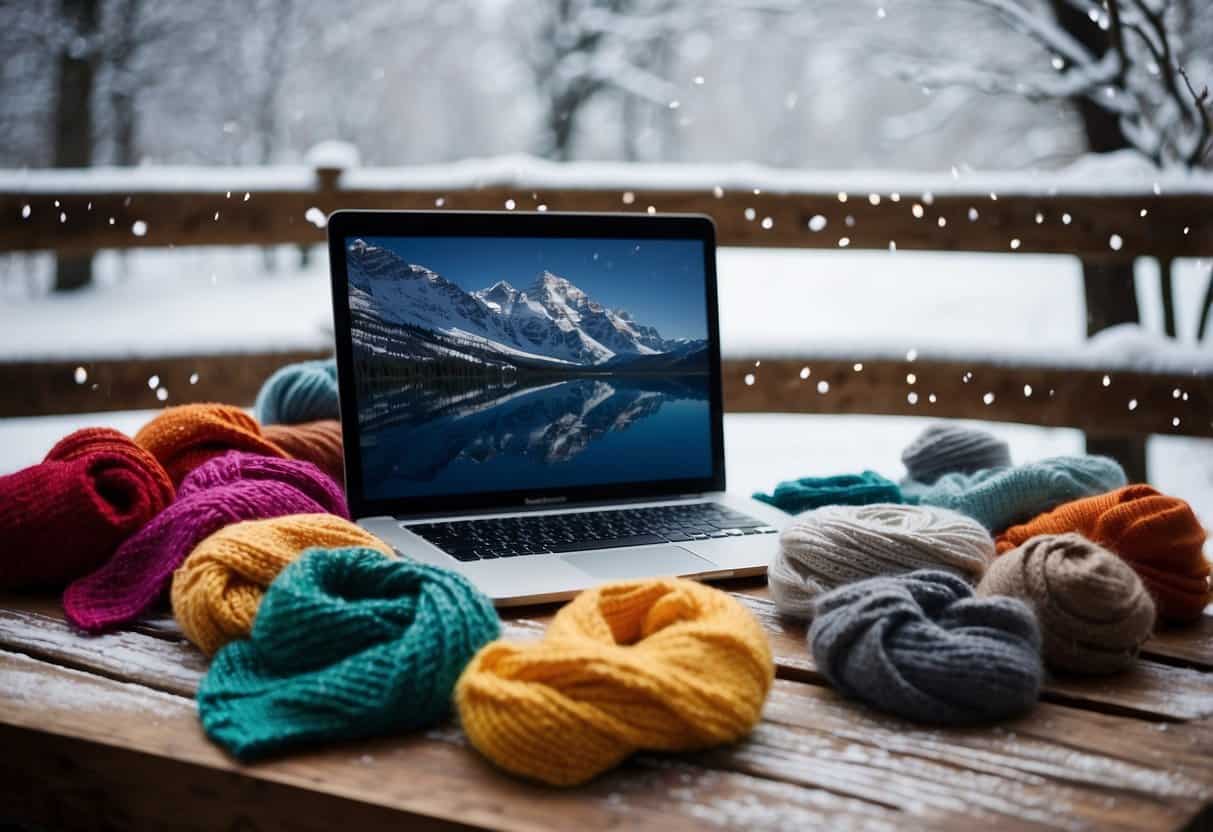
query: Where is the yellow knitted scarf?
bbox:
[172,513,392,655]
[456,578,773,786]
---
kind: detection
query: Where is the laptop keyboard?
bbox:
[406,503,779,562]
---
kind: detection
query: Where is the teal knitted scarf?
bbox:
[754,471,904,515]
[197,546,500,760]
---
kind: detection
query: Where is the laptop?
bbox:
[326,210,788,605]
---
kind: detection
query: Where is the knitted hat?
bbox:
[769,503,994,619]
[198,546,499,761]
[63,453,347,633]
[907,455,1127,531]
[0,428,174,589]
[810,570,1042,723]
[753,471,903,515]
[172,514,393,655]
[456,578,773,786]
[136,404,287,486]
[262,420,344,485]
[996,485,1211,622]
[254,359,339,426]
[901,423,1012,484]
[978,533,1155,674]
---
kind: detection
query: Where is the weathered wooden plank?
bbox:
[2,185,1211,258]
[0,348,331,419]
[723,357,1212,439]
[6,646,1212,832]
[0,606,204,697]
[0,649,911,832]
[4,588,1211,725]
[3,351,1209,440]
[1144,613,1213,671]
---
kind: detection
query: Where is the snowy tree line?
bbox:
[10,0,1209,172]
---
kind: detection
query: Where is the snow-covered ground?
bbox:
[2,245,1211,361]
[1,244,1209,525]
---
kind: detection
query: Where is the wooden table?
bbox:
[3,580,1213,831]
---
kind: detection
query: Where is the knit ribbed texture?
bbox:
[63,453,346,633]
[996,485,1211,622]
[901,423,1012,485]
[0,429,174,589]
[456,579,774,786]
[810,570,1042,723]
[136,404,287,486]
[198,546,499,761]
[769,503,994,619]
[172,514,393,655]
[978,533,1155,674]
[262,420,344,485]
[254,359,339,426]
[906,455,1127,531]
[753,471,903,514]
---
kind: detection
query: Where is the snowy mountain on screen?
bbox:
[347,239,702,366]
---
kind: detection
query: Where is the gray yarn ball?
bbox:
[901,423,1012,485]
[809,570,1043,724]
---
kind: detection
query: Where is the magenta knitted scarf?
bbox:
[63,452,347,633]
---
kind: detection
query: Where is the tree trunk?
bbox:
[1049,0,1147,482]
[53,0,101,292]
[110,0,142,167]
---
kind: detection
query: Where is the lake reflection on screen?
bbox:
[358,375,712,500]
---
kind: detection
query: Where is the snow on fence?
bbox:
[0,156,1210,441]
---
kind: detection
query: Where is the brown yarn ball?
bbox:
[977,533,1155,675]
[262,420,344,486]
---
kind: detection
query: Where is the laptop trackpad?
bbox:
[561,545,718,580]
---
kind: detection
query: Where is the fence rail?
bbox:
[1,161,1210,447]
[2,160,1211,257]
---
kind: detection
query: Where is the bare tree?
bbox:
[903,0,1212,478]
[516,0,796,161]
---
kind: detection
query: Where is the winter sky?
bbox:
[360,235,710,341]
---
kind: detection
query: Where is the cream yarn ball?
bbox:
[770,503,995,619]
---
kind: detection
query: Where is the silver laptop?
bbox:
[326,210,786,605]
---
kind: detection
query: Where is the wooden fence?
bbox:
[1,160,1210,449]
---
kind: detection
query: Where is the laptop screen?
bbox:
[342,231,717,506]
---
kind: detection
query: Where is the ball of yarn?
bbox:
[64,453,347,633]
[901,423,1012,484]
[197,546,499,761]
[456,579,773,786]
[769,503,994,619]
[753,471,903,514]
[262,420,344,485]
[136,404,287,486]
[996,485,1210,622]
[810,570,1042,723]
[978,533,1155,674]
[172,513,392,655]
[254,359,339,426]
[907,455,1127,532]
[0,428,174,589]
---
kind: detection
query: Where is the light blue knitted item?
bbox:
[906,455,1127,532]
[254,359,339,425]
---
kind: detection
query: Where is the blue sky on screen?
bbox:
[360,235,709,341]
